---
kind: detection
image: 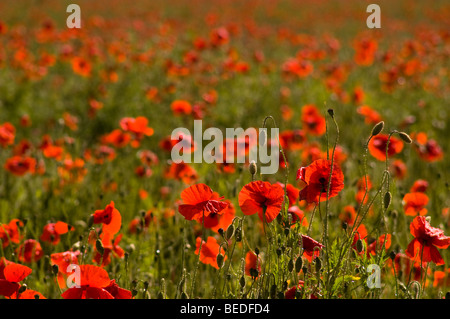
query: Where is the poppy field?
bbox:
[0,0,449,300]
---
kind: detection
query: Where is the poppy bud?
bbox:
[249,160,257,176]
[315,257,322,272]
[342,222,348,230]
[384,191,392,209]
[216,253,224,268]
[327,108,335,118]
[356,239,364,253]
[398,132,412,144]
[52,264,59,276]
[95,238,104,255]
[302,266,308,275]
[389,251,396,261]
[255,247,260,255]
[226,225,235,240]
[239,276,246,288]
[235,227,242,242]
[288,259,294,272]
[18,284,27,294]
[371,121,384,136]
[295,257,303,273]
[218,228,224,236]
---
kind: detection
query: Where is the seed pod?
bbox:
[398,132,412,144]
[288,259,294,272]
[295,257,303,273]
[216,254,224,268]
[384,191,392,209]
[249,161,257,176]
[356,239,364,253]
[371,121,384,136]
[327,108,335,118]
[254,247,260,255]
[226,225,235,240]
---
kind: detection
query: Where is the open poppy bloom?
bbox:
[194,199,235,233]
[16,239,44,263]
[406,216,450,266]
[301,104,326,136]
[50,250,81,289]
[93,233,125,267]
[164,161,198,184]
[296,159,344,203]
[178,183,228,221]
[4,156,36,176]
[119,116,154,147]
[357,105,382,125]
[403,192,429,216]
[0,122,15,147]
[92,201,122,236]
[238,181,284,224]
[276,182,300,207]
[245,251,262,278]
[171,100,192,116]
[0,219,23,248]
[61,265,119,299]
[40,221,74,245]
[300,235,324,262]
[368,134,404,161]
[288,206,308,228]
[195,236,226,269]
[0,258,32,297]
[367,234,391,256]
[103,279,132,299]
[410,179,429,193]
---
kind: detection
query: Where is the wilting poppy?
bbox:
[178,183,228,221]
[195,236,226,269]
[92,201,122,236]
[40,221,74,245]
[296,159,344,203]
[238,181,284,224]
[406,216,450,265]
[368,134,404,161]
[0,258,32,297]
[403,192,429,216]
[300,235,324,262]
[16,239,44,263]
[301,105,326,136]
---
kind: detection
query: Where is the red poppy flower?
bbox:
[300,235,324,262]
[353,38,377,66]
[93,233,125,267]
[0,258,32,297]
[296,159,344,203]
[301,105,326,136]
[16,239,43,263]
[40,221,74,245]
[238,181,284,224]
[164,162,198,184]
[367,234,391,256]
[92,201,122,236]
[410,179,429,193]
[368,134,404,161]
[282,58,313,78]
[71,57,91,77]
[288,206,308,228]
[277,182,300,207]
[406,216,450,265]
[403,192,429,216]
[4,156,36,176]
[178,183,228,220]
[101,129,131,148]
[171,100,192,116]
[391,159,407,179]
[103,279,132,299]
[119,116,154,147]
[0,219,23,248]
[0,122,15,147]
[61,265,114,299]
[195,236,226,269]
[245,251,262,278]
[357,105,382,125]
[279,130,307,151]
[50,250,80,289]
[194,199,235,233]
[8,289,46,299]
[412,134,444,162]
[339,205,357,226]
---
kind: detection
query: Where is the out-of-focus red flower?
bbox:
[16,239,44,263]
[210,27,229,47]
[4,156,36,176]
[411,132,443,162]
[279,130,306,151]
[368,134,404,161]
[410,179,429,193]
[403,192,429,216]
[164,162,198,184]
[296,159,344,203]
[339,205,357,227]
[0,122,15,147]
[245,251,262,278]
[71,57,91,77]
[171,100,192,116]
[288,206,308,228]
[238,181,284,224]
[300,235,323,262]
[195,236,226,269]
[406,216,450,266]
[357,105,382,125]
[40,221,74,245]
[353,38,377,66]
[391,159,407,179]
[0,219,23,248]
[276,182,300,207]
[367,234,391,256]
[301,105,326,136]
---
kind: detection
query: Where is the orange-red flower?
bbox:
[245,251,262,278]
[71,57,91,77]
[178,183,228,220]
[357,105,382,125]
[403,192,429,216]
[164,161,198,184]
[296,159,344,203]
[61,265,115,299]
[195,236,226,269]
[40,221,74,245]
[171,100,192,116]
[411,132,443,162]
[288,206,308,228]
[16,239,44,263]
[50,250,80,289]
[0,122,15,147]
[119,116,154,147]
[4,156,36,176]
[238,181,284,224]
[300,235,324,262]
[0,258,32,297]
[410,179,429,193]
[406,216,450,265]
[0,219,23,248]
[301,105,326,136]
[92,201,122,236]
[93,233,125,267]
[368,134,404,161]
[367,234,391,256]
